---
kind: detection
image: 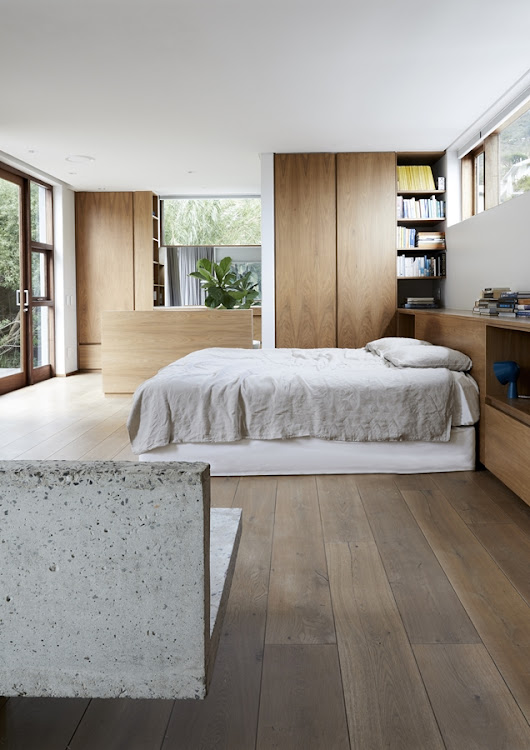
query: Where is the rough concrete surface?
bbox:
[0,460,217,699]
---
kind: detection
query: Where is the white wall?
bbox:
[53,186,77,374]
[445,189,530,309]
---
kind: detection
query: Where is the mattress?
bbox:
[139,426,476,476]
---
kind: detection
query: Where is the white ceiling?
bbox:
[1,0,530,195]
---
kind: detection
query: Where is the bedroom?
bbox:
[1,0,530,748]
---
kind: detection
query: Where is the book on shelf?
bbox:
[515,310,530,317]
[416,231,445,249]
[396,196,445,220]
[397,254,445,277]
[499,290,530,297]
[397,165,436,191]
[396,226,416,248]
[481,287,511,299]
[403,296,438,309]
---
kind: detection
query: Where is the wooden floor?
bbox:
[0,373,529,749]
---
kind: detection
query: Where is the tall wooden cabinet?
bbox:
[274,152,396,349]
[274,154,337,348]
[76,191,159,369]
[337,153,396,347]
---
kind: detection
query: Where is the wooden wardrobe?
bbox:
[274,152,396,348]
[75,191,158,369]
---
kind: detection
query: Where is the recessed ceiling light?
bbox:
[66,155,95,164]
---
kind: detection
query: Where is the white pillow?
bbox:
[383,344,472,371]
[365,337,431,358]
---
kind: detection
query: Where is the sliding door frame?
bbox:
[0,161,55,395]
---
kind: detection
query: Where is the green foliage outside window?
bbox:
[163,197,261,246]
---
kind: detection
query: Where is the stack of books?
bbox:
[397,166,436,191]
[472,287,514,316]
[416,231,445,249]
[402,296,438,309]
[496,290,530,318]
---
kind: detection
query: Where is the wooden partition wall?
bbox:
[101,308,254,394]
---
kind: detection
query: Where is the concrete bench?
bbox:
[0,461,241,700]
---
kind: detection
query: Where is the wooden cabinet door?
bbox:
[76,192,134,346]
[274,154,337,348]
[337,153,396,348]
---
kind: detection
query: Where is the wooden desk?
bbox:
[398,309,530,506]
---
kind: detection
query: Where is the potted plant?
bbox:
[190,256,259,309]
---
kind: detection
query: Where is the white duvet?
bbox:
[127,347,478,455]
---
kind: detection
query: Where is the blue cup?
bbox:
[493,360,520,399]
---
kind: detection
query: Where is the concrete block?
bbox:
[0,460,239,700]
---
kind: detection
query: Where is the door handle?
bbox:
[24,289,29,306]
[16,289,21,306]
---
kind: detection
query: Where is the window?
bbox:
[161,197,262,307]
[499,107,530,203]
[162,197,261,246]
[474,149,485,214]
[462,101,530,217]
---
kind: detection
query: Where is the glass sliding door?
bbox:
[0,165,54,395]
[29,180,54,383]
[0,170,25,392]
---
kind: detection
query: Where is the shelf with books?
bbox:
[396,152,447,309]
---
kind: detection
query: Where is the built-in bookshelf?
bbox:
[396,153,446,308]
[152,194,165,306]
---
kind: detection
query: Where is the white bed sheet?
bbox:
[140,426,476,476]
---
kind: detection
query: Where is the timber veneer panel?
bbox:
[337,152,396,347]
[76,192,135,346]
[274,153,337,348]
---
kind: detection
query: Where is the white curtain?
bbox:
[166,246,214,306]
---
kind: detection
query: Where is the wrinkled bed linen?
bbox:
[127,347,463,454]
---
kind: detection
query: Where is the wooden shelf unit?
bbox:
[152,195,164,306]
[396,152,446,308]
[398,308,530,507]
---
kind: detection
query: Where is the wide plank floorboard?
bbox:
[256,644,350,750]
[401,483,530,721]
[325,540,444,749]
[68,698,173,750]
[414,643,530,749]
[472,469,530,537]
[356,474,480,644]
[265,476,335,645]
[431,471,512,525]
[0,697,89,750]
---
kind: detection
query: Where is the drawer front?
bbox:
[484,404,530,506]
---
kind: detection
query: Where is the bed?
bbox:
[127,338,480,476]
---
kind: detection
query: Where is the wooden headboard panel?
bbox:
[102,308,254,394]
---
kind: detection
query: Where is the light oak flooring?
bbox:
[0,373,529,749]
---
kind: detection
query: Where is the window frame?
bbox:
[462,100,530,218]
